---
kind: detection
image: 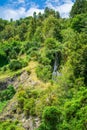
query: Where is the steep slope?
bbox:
[0,61,52,130]
[0,5,87,130]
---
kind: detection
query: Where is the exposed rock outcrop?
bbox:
[0,70,41,130]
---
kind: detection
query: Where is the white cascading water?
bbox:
[52,53,60,80]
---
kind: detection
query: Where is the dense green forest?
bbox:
[0,0,87,130]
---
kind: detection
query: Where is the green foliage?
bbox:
[0,101,8,113]
[9,59,28,71]
[71,14,87,32]
[18,97,25,110]
[0,40,22,68]
[42,16,61,40]
[36,38,62,81]
[43,106,61,125]
[0,7,87,130]
[37,106,61,130]
[36,123,47,130]
[0,18,8,32]
[0,50,8,67]
[70,44,87,85]
[0,85,16,101]
[19,23,27,41]
[24,98,35,117]
[63,87,87,130]
[0,120,24,130]
[45,38,59,50]
[33,26,43,43]
[9,60,22,71]
[36,64,52,82]
[44,7,60,18]
[17,89,39,116]
[0,85,15,114]
[70,0,87,17]
[1,25,14,40]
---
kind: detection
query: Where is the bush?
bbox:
[37,106,61,130]
[43,106,60,126]
[0,85,16,101]
[36,65,52,82]
[0,120,24,130]
[9,59,28,71]
[36,123,47,130]
[64,87,87,130]
[0,51,8,67]
[0,101,8,113]
[9,60,22,71]
[24,98,35,117]
[21,60,28,67]
[18,97,25,110]
[9,125,16,130]
[2,66,7,72]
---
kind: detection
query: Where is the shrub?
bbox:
[24,98,35,117]
[37,106,61,130]
[9,125,16,130]
[9,60,22,71]
[0,51,8,67]
[0,85,16,101]
[9,59,28,71]
[64,87,87,130]
[22,60,28,67]
[43,106,61,126]
[36,123,47,130]
[27,69,31,75]
[3,66,8,71]
[36,65,52,82]
[0,120,24,130]
[18,97,25,110]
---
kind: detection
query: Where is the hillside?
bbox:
[0,1,87,130]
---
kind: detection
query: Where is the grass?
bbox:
[0,120,25,130]
[0,65,29,81]
[0,101,8,113]
[0,61,51,90]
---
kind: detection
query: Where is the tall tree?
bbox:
[70,0,87,17]
[44,7,60,18]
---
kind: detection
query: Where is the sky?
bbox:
[0,0,75,20]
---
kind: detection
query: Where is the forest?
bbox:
[0,0,87,130]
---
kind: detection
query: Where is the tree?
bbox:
[9,59,22,71]
[44,7,60,18]
[0,18,8,32]
[73,45,87,85]
[1,25,14,40]
[37,106,61,130]
[42,16,61,40]
[70,0,87,17]
[64,87,87,130]
[19,23,27,41]
[71,14,87,32]
[27,18,37,41]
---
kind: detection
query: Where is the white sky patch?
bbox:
[0,7,25,20]
[45,0,74,17]
[18,0,25,3]
[57,3,73,17]
[25,8,44,17]
[0,0,74,20]
[0,6,44,20]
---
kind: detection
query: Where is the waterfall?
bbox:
[52,53,60,80]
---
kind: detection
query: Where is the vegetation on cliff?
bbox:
[0,0,87,129]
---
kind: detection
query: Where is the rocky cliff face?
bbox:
[0,69,41,130]
[0,61,50,130]
[0,77,14,90]
[0,70,39,90]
